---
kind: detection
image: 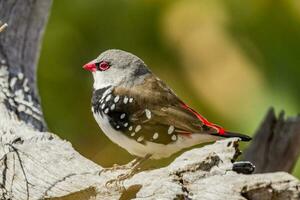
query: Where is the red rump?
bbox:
[181,103,225,135]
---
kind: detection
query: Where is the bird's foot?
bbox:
[104,163,130,171]
[104,154,151,190]
[105,167,140,190]
[232,161,255,174]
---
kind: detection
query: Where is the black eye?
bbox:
[96,61,110,71]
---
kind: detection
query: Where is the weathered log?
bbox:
[0,120,298,200]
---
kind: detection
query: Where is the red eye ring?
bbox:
[97,61,110,71]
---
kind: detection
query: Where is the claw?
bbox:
[105,177,126,191]
[105,165,140,190]
[103,154,152,190]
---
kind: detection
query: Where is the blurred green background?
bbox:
[38,0,300,177]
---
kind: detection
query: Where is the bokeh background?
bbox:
[38,0,300,177]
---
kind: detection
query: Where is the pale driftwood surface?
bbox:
[244,108,300,173]
[0,0,300,199]
[0,116,299,200]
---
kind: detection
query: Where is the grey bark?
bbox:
[0,0,51,131]
[244,108,300,173]
[0,0,299,200]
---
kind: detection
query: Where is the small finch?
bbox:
[83,49,251,178]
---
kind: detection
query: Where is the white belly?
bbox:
[94,113,217,159]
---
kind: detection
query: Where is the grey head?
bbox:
[83,49,151,90]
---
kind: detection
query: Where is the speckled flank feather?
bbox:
[92,75,220,158]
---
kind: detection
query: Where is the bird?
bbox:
[83,49,252,180]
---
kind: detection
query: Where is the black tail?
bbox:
[212,131,252,141]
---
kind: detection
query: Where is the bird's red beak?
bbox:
[83,61,97,72]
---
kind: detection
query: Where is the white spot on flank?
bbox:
[15,89,23,98]
[124,122,128,127]
[131,132,135,137]
[137,136,144,142]
[171,135,177,141]
[105,94,111,102]
[23,78,29,88]
[17,104,26,112]
[145,109,151,119]
[116,125,120,129]
[129,126,133,131]
[120,113,126,119]
[135,125,142,132]
[129,98,134,103]
[153,133,159,140]
[8,99,15,106]
[24,86,30,92]
[27,95,32,102]
[114,95,120,103]
[123,96,129,104]
[168,126,175,134]
[25,108,32,115]
[104,108,109,114]
[10,77,17,88]
[18,73,24,80]
[110,104,115,110]
[101,90,111,100]
[101,104,105,109]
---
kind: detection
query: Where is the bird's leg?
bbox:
[99,157,142,175]
[123,154,152,175]
[99,164,125,173]
[125,157,143,168]
[105,154,152,189]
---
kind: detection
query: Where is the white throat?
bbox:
[92,70,149,90]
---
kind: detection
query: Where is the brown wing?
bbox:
[105,75,220,145]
